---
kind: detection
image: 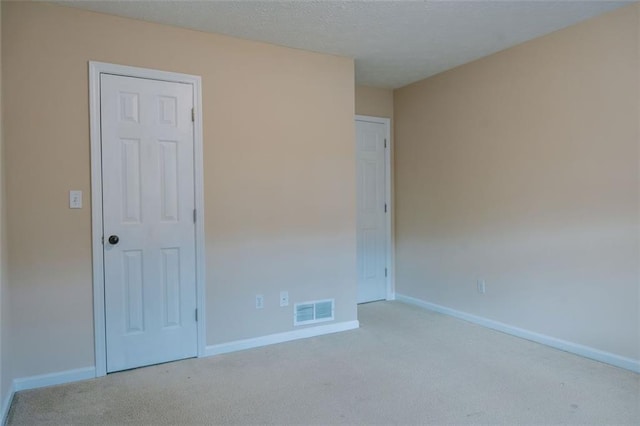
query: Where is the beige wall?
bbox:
[395,4,639,361]
[0,0,10,411]
[355,85,393,119]
[3,1,356,379]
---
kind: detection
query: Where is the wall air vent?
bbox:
[294,299,334,326]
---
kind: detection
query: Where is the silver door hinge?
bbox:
[384,138,387,148]
[195,309,198,322]
[385,267,388,277]
[193,209,196,223]
[384,203,387,213]
[191,108,195,122]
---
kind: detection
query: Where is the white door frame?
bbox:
[89,61,206,377]
[355,115,395,300]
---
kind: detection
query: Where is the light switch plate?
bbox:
[69,190,82,209]
[280,291,289,307]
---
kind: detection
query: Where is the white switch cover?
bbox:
[69,190,82,209]
[280,291,289,307]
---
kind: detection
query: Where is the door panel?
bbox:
[121,138,142,223]
[101,74,197,372]
[159,141,179,222]
[123,250,144,333]
[356,120,387,303]
[160,247,181,328]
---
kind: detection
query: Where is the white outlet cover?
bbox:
[256,295,264,309]
[69,190,82,209]
[477,279,486,294]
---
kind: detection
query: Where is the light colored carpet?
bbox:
[7,301,640,425]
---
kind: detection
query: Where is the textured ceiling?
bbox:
[55,1,632,88]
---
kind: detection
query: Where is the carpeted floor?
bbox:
[7,301,640,425]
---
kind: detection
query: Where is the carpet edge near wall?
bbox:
[1,381,14,426]
[395,293,640,373]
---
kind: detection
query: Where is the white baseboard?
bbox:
[205,320,360,357]
[2,366,97,424]
[396,293,640,373]
[12,366,96,393]
[1,382,14,426]
[5,320,360,411]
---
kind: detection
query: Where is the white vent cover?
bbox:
[294,299,334,326]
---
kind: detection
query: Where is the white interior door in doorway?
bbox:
[356,116,391,303]
[100,73,198,372]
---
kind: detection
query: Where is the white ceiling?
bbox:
[56,0,632,88]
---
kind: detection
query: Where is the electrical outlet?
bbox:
[477,279,486,294]
[69,190,82,209]
[255,295,264,309]
[280,291,289,307]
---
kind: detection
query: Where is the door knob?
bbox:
[108,235,120,245]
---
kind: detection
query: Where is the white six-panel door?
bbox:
[101,74,197,372]
[356,119,388,303]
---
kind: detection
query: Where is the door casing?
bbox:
[89,61,206,377]
[355,115,394,301]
